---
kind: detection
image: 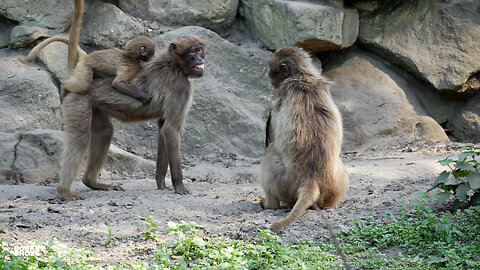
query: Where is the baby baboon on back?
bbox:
[259,47,348,233]
[28,35,155,104]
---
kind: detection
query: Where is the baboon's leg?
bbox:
[317,163,349,208]
[82,107,121,190]
[259,146,283,210]
[155,119,169,190]
[57,93,92,201]
[270,183,319,233]
[161,125,189,194]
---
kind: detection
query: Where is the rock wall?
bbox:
[1,0,479,183]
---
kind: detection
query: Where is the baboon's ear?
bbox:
[169,43,176,55]
[280,63,290,78]
[140,45,148,57]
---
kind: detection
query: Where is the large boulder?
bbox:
[0,0,74,30]
[111,26,272,159]
[0,130,64,184]
[323,49,449,150]
[0,49,61,132]
[119,0,239,35]
[241,0,358,52]
[359,1,480,91]
[31,38,69,82]
[9,25,48,49]
[0,129,155,185]
[449,93,480,143]
[81,1,155,49]
[0,18,14,48]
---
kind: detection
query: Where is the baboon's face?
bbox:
[184,43,205,78]
[170,36,205,78]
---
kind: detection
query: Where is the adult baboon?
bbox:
[259,47,348,233]
[57,0,205,200]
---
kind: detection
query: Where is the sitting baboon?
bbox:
[55,0,205,200]
[259,47,348,233]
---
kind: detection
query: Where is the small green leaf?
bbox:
[430,171,450,190]
[432,191,451,204]
[466,259,480,266]
[456,183,471,202]
[468,173,480,190]
[458,151,476,161]
[438,157,454,166]
[428,256,448,264]
[455,161,476,172]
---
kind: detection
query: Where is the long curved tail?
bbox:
[270,182,319,233]
[68,0,84,73]
[26,36,70,63]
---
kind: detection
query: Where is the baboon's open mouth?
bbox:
[193,64,205,71]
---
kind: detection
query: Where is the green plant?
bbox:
[429,145,480,208]
[103,224,117,246]
[339,197,480,269]
[140,216,160,241]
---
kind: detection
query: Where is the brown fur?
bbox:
[28,34,155,104]
[56,0,205,200]
[259,47,348,233]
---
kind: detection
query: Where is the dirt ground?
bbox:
[0,140,464,265]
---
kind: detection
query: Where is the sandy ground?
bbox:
[0,141,464,265]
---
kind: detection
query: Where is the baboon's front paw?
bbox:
[270,221,286,234]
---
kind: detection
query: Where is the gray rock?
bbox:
[81,1,152,49]
[0,0,74,30]
[0,129,156,185]
[105,145,155,178]
[32,37,69,82]
[0,130,63,184]
[324,50,449,151]
[12,129,64,184]
[358,1,480,90]
[0,132,17,184]
[242,0,358,52]
[9,25,48,49]
[450,93,480,143]
[119,0,239,35]
[111,26,272,159]
[0,49,61,132]
[0,18,14,48]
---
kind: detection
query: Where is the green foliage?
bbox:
[0,239,100,269]
[3,206,479,269]
[339,196,480,269]
[150,221,340,269]
[103,225,117,246]
[0,220,5,234]
[429,145,480,208]
[140,216,160,241]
